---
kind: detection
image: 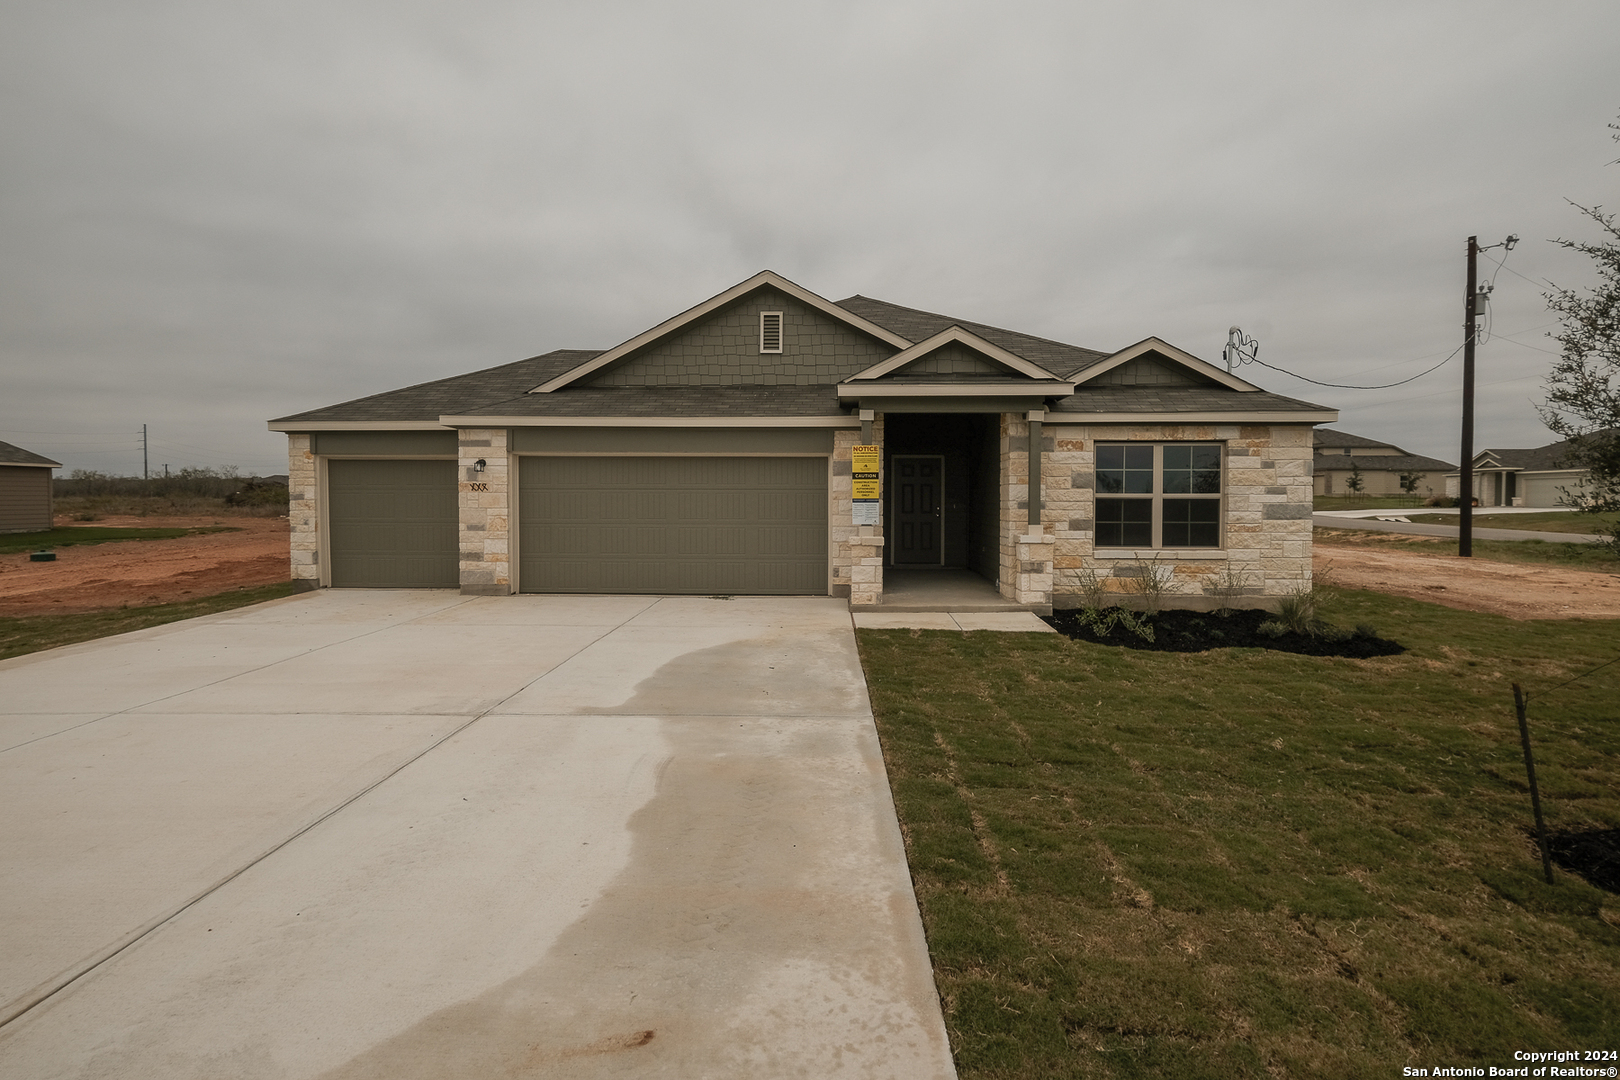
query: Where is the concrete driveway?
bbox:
[0,591,955,1079]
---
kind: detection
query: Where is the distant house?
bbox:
[1445,437,1594,508]
[0,440,62,533]
[1312,429,1453,498]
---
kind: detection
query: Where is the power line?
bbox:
[1241,342,1465,390]
[1525,653,1620,706]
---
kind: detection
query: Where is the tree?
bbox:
[1399,470,1426,497]
[1539,189,1620,547]
[1344,459,1364,496]
[1539,114,1620,546]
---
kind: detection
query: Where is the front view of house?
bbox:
[269,272,1336,612]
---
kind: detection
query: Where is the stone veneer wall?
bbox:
[1045,423,1315,608]
[458,428,511,595]
[287,433,319,588]
[998,415,1057,611]
[832,421,885,606]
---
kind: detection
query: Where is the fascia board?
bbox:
[836,382,1074,397]
[844,325,1062,382]
[1050,410,1340,424]
[437,415,860,428]
[4,461,61,468]
[528,271,913,394]
[267,420,455,432]
[1076,338,1259,392]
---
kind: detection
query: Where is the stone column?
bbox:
[833,419,884,607]
[458,428,511,595]
[286,433,320,590]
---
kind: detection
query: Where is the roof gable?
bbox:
[532,271,910,393]
[1075,338,1258,393]
[0,440,61,467]
[845,325,1068,384]
[836,295,1110,375]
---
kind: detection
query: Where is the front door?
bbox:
[892,455,944,565]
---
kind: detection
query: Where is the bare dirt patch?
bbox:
[0,515,290,616]
[1316,540,1620,620]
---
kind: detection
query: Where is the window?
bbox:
[1095,443,1222,548]
[759,311,783,353]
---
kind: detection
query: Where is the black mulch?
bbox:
[1041,607,1406,658]
[1546,828,1620,894]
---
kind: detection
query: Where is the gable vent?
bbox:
[759,311,783,354]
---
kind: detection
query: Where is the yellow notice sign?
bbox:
[851,445,880,474]
[852,478,880,500]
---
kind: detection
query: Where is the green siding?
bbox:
[589,287,895,387]
[328,459,458,587]
[519,457,827,595]
[313,431,458,456]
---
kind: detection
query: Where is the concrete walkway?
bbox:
[0,591,955,1079]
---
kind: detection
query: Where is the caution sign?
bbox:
[852,444,880,525]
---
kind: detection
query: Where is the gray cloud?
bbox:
[3,0,1615,473]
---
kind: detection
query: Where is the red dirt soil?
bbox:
[1315,541,1620,620]
[0,515,291,616]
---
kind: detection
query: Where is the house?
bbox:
[1446,437,1597,508]
[268,271,1337,612]
[0,441,62,534]
[1312,429,1454,498]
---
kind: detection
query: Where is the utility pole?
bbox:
[1459,233,1518,557]
[142,424,149,480]
[1459,238,1477,556]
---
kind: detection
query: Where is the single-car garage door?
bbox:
[519,457,827,594]
[328,459,458,587]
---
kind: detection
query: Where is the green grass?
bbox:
[1314,528,1617,570]
[0,525,237,555]
[0,582,301,661]
[858,590,1620,1078]
[1404,511,1619,536]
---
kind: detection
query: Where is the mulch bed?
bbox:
[1546,828,1620,894]
[1042,607,1407,658]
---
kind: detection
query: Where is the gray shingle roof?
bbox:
[271,287,1336,425]
[1478,438,1580,471]
[1050,386,1332,416]
[1315,452,1455,473]
[1313,428,1413,453]
[835,296,1111,377]
[0,440,62,467]
[271,351,596,424]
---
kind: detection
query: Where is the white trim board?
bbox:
[438,415,861,428]
[268,420,454,432]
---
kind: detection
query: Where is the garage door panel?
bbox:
[328,460,458,588]
[519,457,826,595]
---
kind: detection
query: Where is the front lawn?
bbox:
[858,590,1620,1078]
[1405,511,1618,536]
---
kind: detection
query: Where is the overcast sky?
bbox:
[3,0,1616,476]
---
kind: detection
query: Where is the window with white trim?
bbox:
[759,311,783,353]
[1095,443,1222,548]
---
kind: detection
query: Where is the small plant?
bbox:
[1256,619,1287,639]
[1128,556,1176,615]
[1076,605,1155,643]
[1206,565,1255,614]
[1399,470,1427,496]
[1072,565,1111,611]
[1275,584,1321,636]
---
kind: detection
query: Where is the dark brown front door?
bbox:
[893,455,943,565]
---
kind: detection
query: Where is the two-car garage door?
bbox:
[518,457,827,594]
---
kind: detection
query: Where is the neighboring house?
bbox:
[268,271,1337,612]
[1312,429,1454,498]
[1445,437,1595,508]
[0,440,62,533]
